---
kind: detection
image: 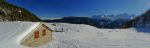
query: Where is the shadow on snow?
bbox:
[136,28,150,33]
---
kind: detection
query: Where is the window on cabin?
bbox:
[42,29,46,36]
[34,31,39,39]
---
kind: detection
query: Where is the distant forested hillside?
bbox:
[123,9,150,28]
[0,0,41,22]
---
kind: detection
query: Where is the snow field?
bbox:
[41,23,150,48]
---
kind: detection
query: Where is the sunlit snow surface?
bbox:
[0,22,40,48]
[43,23,150,48]
[0,22,150,48]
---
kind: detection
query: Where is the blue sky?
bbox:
[5,0,150,19]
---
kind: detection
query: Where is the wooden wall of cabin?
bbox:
[20,24,52,47]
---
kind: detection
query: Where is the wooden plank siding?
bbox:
[20,23,53,47]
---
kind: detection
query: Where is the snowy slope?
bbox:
[0,22,150,48]
[42,23,150,48]
[0,22,40,48]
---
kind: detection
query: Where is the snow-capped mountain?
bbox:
[123,9,150,28]
[115,13,135,20]
[92,14,110,20]
[91,13,136,28]
[91,13,135,21]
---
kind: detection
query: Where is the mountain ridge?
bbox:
[0,0,41,22]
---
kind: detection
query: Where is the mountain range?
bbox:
[123,9,150,28]
[1,0,150,28]
[44,13,136,28]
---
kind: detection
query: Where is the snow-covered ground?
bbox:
[37,23,150,48]
[0,22,40,48]
[0,22,150,48]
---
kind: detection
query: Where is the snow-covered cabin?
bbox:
[0,22,53,48]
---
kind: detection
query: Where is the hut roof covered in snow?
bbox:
[0,22,47,48]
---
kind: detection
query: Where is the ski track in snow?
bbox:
[38,23,150,48]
